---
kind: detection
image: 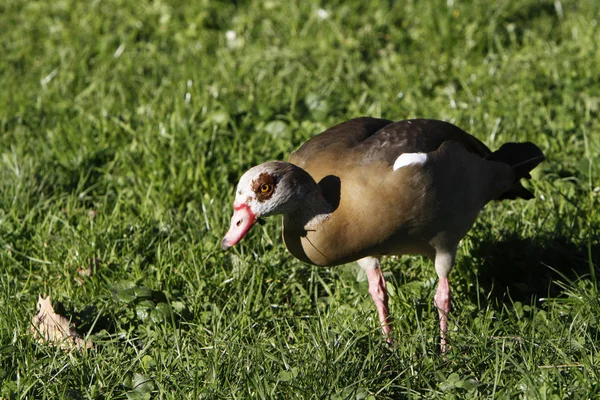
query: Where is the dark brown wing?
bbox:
[356,119,492,165]
[290,117,492,168]
[289,117,394,168]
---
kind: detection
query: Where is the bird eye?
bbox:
[259,183,272,193]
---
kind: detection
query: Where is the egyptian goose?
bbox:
[221,117,544,351]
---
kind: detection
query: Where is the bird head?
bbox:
[221,161,313,250]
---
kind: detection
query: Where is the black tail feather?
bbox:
[486,142,545,200]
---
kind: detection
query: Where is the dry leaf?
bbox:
[77,258,102,278]
[75,258,102,285]
[30,295,93,350]
[77,266,92,277]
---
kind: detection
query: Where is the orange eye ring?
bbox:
[260,183,272,193]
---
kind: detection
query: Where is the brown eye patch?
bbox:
[252,173,276,202]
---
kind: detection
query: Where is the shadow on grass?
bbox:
[36,146,117,203]
[469,229,600,305]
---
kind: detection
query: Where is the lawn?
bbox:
[1,0,599,398]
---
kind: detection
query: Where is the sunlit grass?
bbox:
[1,0,599,398]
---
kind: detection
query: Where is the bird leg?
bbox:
[434,277,451,353]
[433,250,455,353]
[358,257,392,341]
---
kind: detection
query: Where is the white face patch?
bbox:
[393,152,428,171]
[234,168,261,209]
[233,162,284,217]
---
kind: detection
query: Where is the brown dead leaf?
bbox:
[77,258,102,277]
[77,267,92,277]
[75,258,102,285]
[30,295,93,350]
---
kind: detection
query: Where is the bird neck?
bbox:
[284,180,333,233]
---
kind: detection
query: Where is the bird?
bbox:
[221,117,544,352]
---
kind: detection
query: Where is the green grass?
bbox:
[1,0,599,398]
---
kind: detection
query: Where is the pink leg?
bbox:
[433,250,455,353]
[366,268,391,339]
[358,257,392,341]
[434,277,451,353]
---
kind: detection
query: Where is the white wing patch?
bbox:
[393,152,428,171]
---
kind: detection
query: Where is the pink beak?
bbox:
[221,203,257,250]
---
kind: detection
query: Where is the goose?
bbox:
[221,117,544,351]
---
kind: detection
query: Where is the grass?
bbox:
[1,0,599,398]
